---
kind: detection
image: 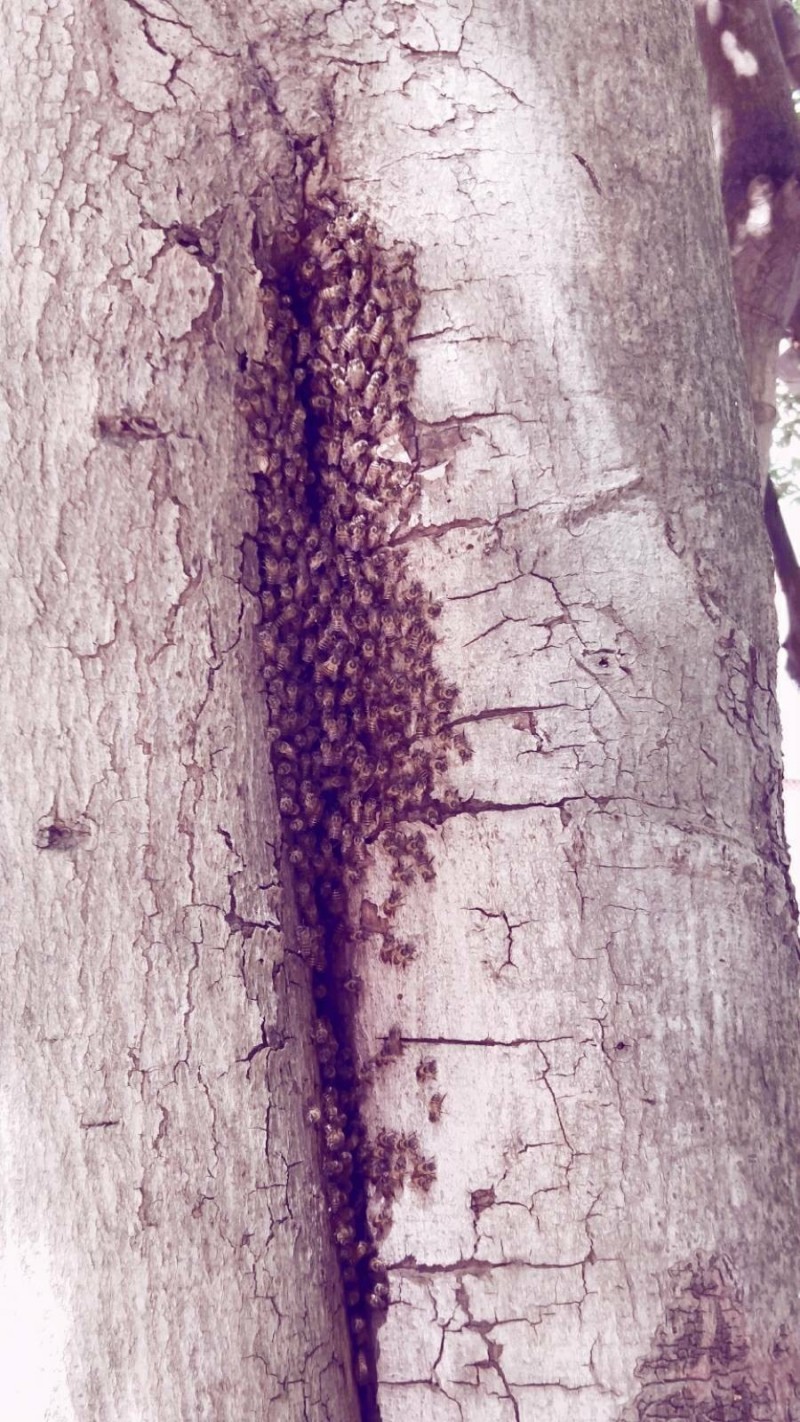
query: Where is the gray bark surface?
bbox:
[2,1,800,1420]
[1,5,356,1419]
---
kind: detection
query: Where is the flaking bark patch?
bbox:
[622,1255,780,1421]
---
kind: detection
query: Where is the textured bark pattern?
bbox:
[3,1,800,1420]
[0,5,357,1419]
[622,1256,780,1421]
[253,0,800,1417]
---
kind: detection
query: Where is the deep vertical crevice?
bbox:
[241,140,468,1415]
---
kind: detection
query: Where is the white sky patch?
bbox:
[720,29,759,77]
[0,1240,74,1421]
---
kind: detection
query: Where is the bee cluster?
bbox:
[365,1127,438,1244]
[242,142,466,1397]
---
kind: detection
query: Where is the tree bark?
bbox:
[3,2,800,1421]
[0,6,357,1419]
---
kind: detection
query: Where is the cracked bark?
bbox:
[3,2,800,1422]
[0,5,356,1420]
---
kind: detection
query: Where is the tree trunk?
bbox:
[0,8,356,1419]
[3,3,800,1421]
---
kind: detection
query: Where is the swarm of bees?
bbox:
[243,138,468,1390]
[364,1128,438,1243]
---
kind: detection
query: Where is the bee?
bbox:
[316,623,337,657]
[319,245,348,274]
[381,936,417,967]
[368,404,391,438]
[258,628,279,663]
[382,885,403,919]
[292,556,310,603]
[319,281,347,308]
[321,1095,340,1125]
[326,1185,347,1213]
[346,516,367,553]
[352,579,375,608]
[322,704,345,738]
[289,404,306,441]
[342,235,363,263]
[295,878,313,906]
[362,372,384,410]
[379,332,396,362]
[342,435,369,467]
[248,415,270,442]
[317,579,336,609]
[315,340,338,375]
[367,311,389,342]
[298,256,319,286]
[273,738,297,762]
[427,1092,445,1123]
[302,797,323,827]
[342,324,364,357]
[411,1156,437,1192]
[361,461,384,493]
[378,1024,403,1061]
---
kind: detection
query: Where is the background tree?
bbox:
[2,3,800,1422]
[697,0,800,687]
